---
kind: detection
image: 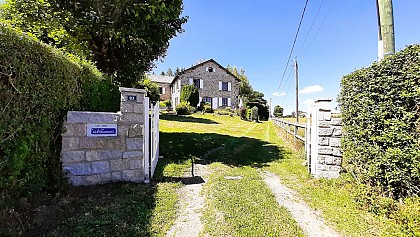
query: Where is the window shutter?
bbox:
[219,81,222,90]
[200,79,203,89]
[218,97,222,106]
[198,97,202,107]
[189,78,193,85]
[228,98,231,107]
[178,80,181,90]
[212,98,218,110]
[228,82,232,92]
[162,87,165,95]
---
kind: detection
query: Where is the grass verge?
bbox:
[266,121,420,237]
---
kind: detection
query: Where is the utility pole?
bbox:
[376,0,395,60]
[295,59,299,124]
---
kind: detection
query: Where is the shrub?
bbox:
[240,107,247,120]
[247,102,269,121]
[176,101,192,115]
[180,84,199,107]
[224,107,234,113]
[338,44,420,199]
[215,107,236,117]
[0,23,115,205]
[203,102,213,113]
[163,99,171,107]
[251,106,259,122]
[246,108,252,121]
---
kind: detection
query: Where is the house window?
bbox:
[208,67,214,72]
[203,97,212,103]
[222,82,228,91]
[159,87,163,95]
[194,79,200,88]
[222,98,228,106]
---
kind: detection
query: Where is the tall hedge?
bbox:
[0,23,118,203]
[338,45,420,198]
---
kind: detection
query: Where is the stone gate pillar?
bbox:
[310,99,342,178]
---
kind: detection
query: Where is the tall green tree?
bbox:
[273,105,284,118]
[247,90,269,120]
[1,0,188,87]
[226,65,269,120]
[226,65,253,97]
[166,68,174,76]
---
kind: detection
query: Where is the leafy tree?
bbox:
[180,84,199,107]
[226,65,253,98]
[166,68,174,76]
[134,78,160,103]
[247,90,269,120]
[291,111,296,118]
[273,105,284,118]
[175,67,185,75]
[1,0,188,86]
[226,65,269,120]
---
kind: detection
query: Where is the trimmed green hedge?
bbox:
[0,23,118,203]
[339,45,420,198]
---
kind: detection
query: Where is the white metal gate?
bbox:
[144,97,160,182]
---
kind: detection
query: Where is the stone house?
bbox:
[170,59,240,110]
[147,74,174,101]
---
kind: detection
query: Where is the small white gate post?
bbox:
[309,102,319,176]
[143,97,150,183]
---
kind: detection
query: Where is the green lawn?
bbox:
[3,113,416,236]
[159,113,415,237]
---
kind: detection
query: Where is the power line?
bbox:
[282,63,296,104]
[280,64,294,92]
[296,0,326,57]
[277,0,310,92]
[299,0,336,59]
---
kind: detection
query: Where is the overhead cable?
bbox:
[277,0,310,92]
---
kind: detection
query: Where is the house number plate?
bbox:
[87,124,118,137]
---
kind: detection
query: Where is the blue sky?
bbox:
[153,0,420,115]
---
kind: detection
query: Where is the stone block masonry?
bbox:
[61,87,147,186]
[309,99,343,179]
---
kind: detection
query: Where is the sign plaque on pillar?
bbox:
[87,124,118,137]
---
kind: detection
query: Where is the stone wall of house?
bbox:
[61,87,147,186]
[173,60,240,108]
[310,99,343,178]
[157,82,171,101]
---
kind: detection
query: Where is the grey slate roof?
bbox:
[147,74,175,84]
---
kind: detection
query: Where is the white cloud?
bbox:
[272,91,286,97]
[303,99,315,105]
[299,85,324,94]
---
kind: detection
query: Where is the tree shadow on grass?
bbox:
[160,114,219,124]
[155,131,291,182]
[3,182,159,237]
